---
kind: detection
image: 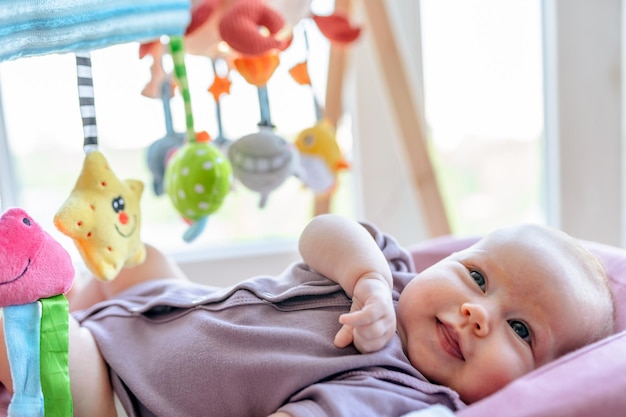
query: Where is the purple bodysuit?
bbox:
[74,223,465,417]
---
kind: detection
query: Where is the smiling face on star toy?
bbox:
[54,150,146,281]
[0,208,74,306]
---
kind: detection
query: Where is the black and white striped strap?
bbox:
[75,51,98,153]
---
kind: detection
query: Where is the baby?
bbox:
[0,214,615,417]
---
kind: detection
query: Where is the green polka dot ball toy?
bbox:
[165,134,232,239]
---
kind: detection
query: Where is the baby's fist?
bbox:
[335,274,396,353]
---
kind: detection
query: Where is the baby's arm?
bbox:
[298,214,396,353]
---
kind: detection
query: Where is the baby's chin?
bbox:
[457,387,493,404]
[437,375,513,404]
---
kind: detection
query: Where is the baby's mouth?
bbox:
[437,318,465,361]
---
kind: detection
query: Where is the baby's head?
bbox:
[397,224,614,403]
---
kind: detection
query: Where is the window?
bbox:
[420,0,545,235]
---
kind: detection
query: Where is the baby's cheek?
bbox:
[460,346,533,403]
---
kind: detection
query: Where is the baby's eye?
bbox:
[508,320,531,344]
[470,270,486,292]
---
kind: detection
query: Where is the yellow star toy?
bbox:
[54,150,146,281]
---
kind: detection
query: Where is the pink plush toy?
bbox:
[0,207,75,416]
[0,207,74,306]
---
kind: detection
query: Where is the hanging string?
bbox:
[160,76,176,136]
[169,36,197,143]
[257,85,273,128]
[302,23,323,122]
[210,57,228,146]
[75,51,99,153]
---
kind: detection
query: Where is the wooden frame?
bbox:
[321,0,450,236]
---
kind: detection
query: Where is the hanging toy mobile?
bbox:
[207,57,232,149]
[1,207,75,417]
[164,36,233,243]
[228,51,300,208]
[291,25,349,196]
[54,51,146,281]
[146,75,185,196]
[294,119,349,195]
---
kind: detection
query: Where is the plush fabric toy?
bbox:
[184,0,293,57]
[0,207,75,417]
[183,0,361,57]
[54,51,146,282]
[139,0,362,92]
[228,125,299,208]
[0,209,74,306]
[287,32,348,196]
[227,50,299,208]
[0,0,190,62]
[54,150,146,281]
[233,51,280,89]
[294,120,349,195]
[164,36,233,242]
[165,131,233,241]
[217,0,290,56]
[147,77,185,196]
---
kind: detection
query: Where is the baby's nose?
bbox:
[461,302,490,337]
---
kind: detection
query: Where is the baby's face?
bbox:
[397,225,606,403]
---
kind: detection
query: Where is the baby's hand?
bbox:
[334,273,396,353]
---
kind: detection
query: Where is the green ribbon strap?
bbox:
[40,294,73,417]
[169,35,196,143]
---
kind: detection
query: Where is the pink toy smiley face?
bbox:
[0,208,74,306]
